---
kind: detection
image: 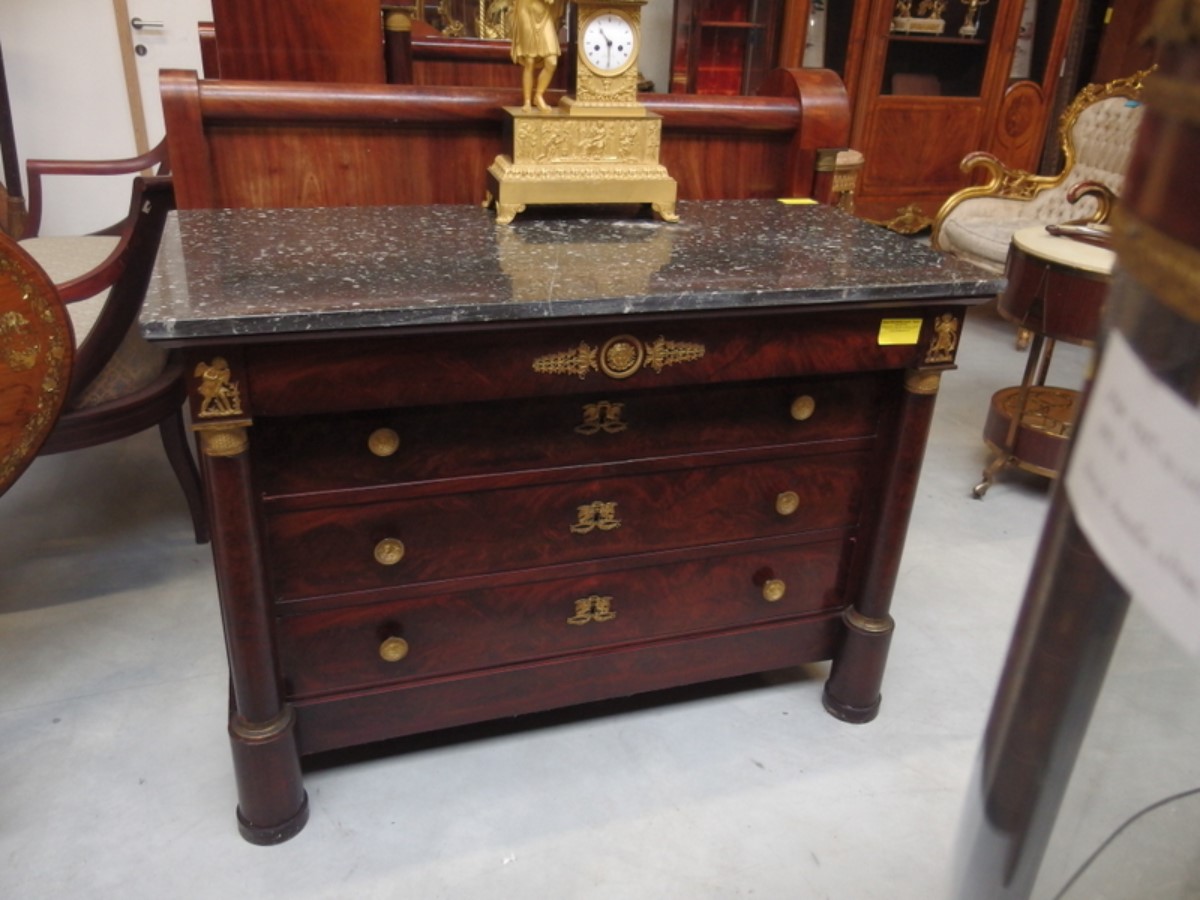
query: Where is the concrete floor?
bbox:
[2,306,1195,899]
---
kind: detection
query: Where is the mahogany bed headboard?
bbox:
[160,67,852,211]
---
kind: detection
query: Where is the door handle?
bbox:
[130,17,164,29]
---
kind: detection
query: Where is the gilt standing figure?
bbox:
[511,0,567,111]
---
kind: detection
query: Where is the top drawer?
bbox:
[241,309,927,416]
[253,374,884,498]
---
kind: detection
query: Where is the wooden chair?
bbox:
[14,171,208,543]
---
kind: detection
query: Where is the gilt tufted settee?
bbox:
[931,69,1152,273]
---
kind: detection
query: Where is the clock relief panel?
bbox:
[514,116,663,165]
[574,68,644,107]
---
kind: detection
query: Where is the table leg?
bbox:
[974,333,1055,498]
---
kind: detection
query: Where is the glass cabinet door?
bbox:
[883,0,1000,96]
[670,0,784,94]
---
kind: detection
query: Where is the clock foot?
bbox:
[482,190,494,209]
[652,201,680,223]
[494,202,526,224]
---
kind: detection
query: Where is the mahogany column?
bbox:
[191,353,308,845]
[823,361,947,722]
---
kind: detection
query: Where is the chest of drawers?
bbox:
[143,200,1002,843]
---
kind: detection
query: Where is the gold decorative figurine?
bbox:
[511,0,567,111]
[892,0,945,34]
[959,0,990,37]
[486,0,678,223]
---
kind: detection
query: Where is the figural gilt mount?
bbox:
[486,0,679,223]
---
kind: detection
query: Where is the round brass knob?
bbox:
[374,538,406,566]
[775,491,800,516]
[790,395,816,421]
[762,579,786,602]
[379,636,409,662]
[368,428,401,458]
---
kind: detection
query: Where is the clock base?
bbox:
[486,106,678,224]
[558,96,647,118]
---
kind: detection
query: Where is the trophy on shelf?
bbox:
[959,0,990,37]
[891,0,945,35]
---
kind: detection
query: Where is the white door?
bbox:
[118,0,213,148]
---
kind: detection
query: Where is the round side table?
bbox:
[1,233,74,495]
[973,224,1114,498]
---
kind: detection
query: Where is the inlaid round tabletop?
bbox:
[1011,224,1116,276]
[1,234,74,495]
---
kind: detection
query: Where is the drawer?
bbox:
[243,310,926,415]
[275,539,850,698]
[266,452,869,602]
[252,375,884,498]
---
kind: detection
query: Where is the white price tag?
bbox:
[1066,331,1200,657]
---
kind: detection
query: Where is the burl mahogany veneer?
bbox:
[141,199,1001,843]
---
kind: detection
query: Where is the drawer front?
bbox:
[253,375,884,498]
[266,452,869,601]
[276,540,850,698]
[243,310,926,416]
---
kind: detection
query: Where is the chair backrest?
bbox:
[1026,72,1148,222]
[23,138,169,242]
[64,175,174,405]
[0,231,73,493]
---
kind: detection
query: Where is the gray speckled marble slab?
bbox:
[141,199,1004,341]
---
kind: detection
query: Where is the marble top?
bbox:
[1012,224,1115,276]
[141,199,1005,342]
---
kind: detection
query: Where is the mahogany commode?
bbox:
[141,199,1001,843]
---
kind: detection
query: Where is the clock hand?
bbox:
[598,28,613,66]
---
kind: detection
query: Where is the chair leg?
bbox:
[159,409,210,544]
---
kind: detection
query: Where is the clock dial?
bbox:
[582,12,637,74]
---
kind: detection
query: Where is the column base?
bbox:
[237,791,310,845]
[822,607,894,724]
[821,686,882,724]
[229,704,309,844]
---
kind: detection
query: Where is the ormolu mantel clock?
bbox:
[486,0,679,223]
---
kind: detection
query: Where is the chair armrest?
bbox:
[64,176,174,396]
[931,151,1061,250]
[24,140,168,238]
[1064,180,1116,225]
[957,152,1039,196]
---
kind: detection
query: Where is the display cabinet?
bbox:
[669,0,805,94]
[787,0,1081,228]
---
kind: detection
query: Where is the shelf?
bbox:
[697,20,766,29]
[887,35,987,45]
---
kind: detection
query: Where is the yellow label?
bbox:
[777,197,818,205]
[878,318,923,345]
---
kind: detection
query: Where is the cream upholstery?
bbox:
[20,234,168,408]
[932,70,1151,273]
[17,234,118,282]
